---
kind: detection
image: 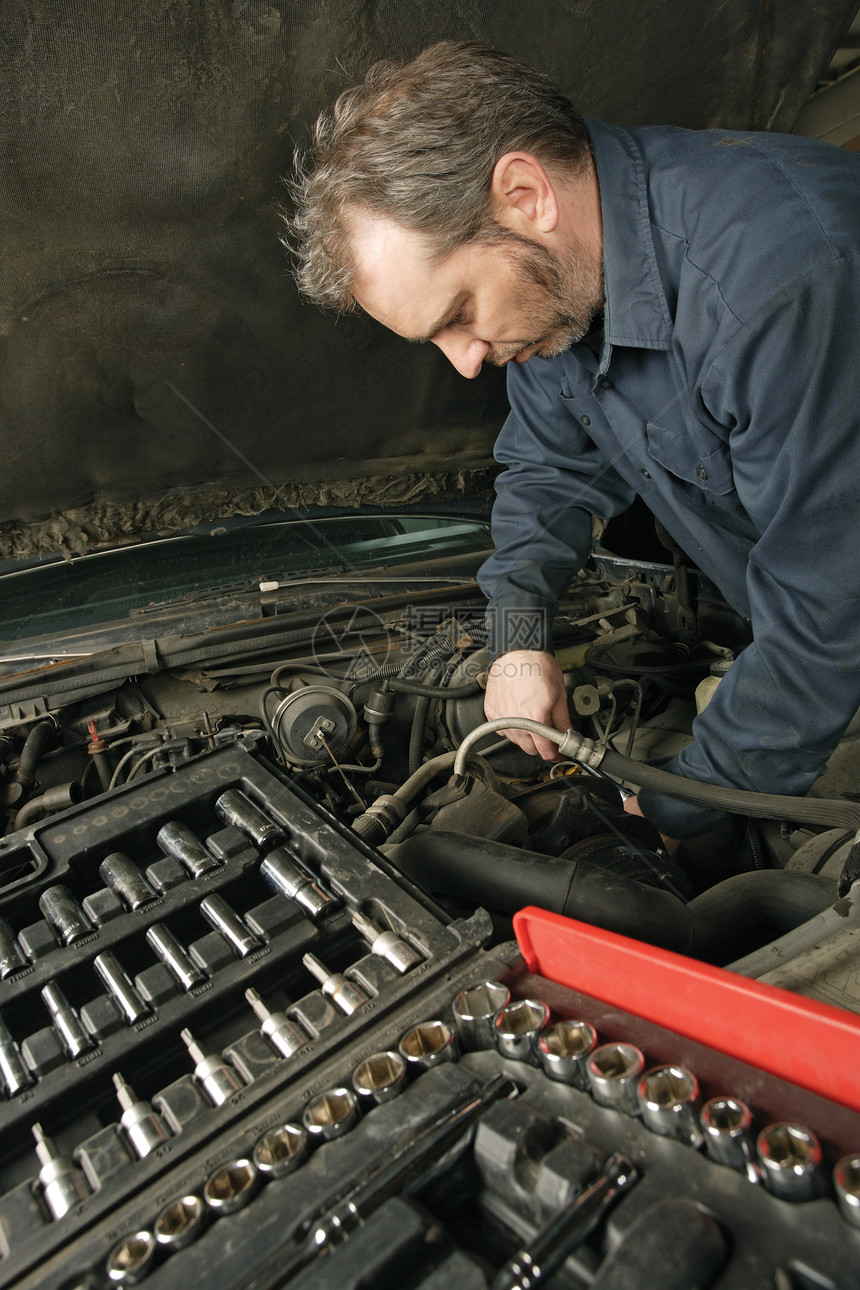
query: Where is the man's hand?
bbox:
[623,795,680,855]
[483,650,571,760]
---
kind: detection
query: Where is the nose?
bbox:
[432,333,490,379]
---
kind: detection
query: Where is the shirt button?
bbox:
[580,415,591,426]
[696,466,708,481]
[599,378,613,390]
[642,469,651,479]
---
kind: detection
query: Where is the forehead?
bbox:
[347,210,472,338]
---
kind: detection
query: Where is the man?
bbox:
[287,41,860,838]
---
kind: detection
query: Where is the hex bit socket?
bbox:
[156,820,218,878]
[199,893,262,957]
[38,885,92,945]
[351,910,421,974]
[302,952,367,1014]
[0,1012,34,1096]
[181,1029,243,1105]
[113,1074,170,1159]
[216,788,283,849]
[99,853,157,910]
[32,1123,89,1219]
[246,988,308,1059]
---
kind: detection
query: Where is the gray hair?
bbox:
[285,41,591,312]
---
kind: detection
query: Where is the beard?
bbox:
[481,227,604,366]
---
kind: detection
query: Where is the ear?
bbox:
[490,152,559,234]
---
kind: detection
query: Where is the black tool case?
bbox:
[0,742,858,1290]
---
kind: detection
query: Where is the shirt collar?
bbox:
[583,118,674,370]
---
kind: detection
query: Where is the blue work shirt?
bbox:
[478,118,860,836]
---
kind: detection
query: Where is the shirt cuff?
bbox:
[637,785,728,838]
[485,594,555,661]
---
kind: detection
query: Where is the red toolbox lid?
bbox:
[514,906,860,1112]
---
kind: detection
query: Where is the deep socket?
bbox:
[146,923,205,991]
[93,951,150,1025]
[38,885,92,945]
[200,893,262,957]
[302,1087,360,1141]
[32,1123,89,1219]
[399,1019,458,1070]
[215,788,283,849]
[452,980,511,1051]
[203,1158,259,1214]
[638,1065,703,1146]
[260,848,332,919]
[352,1050,408,1103]
[246,987,308,1058]
[113,1073,170,1159]
[0,915,27,978]
[105,1229,157,1285]
[493,998,551,1065]
[302,952,367,1014]
[834,1155,860,1229]
[0,1012,34,1096]
[701,1096,758,1178]
[586,1042,645,1115]
[351,910,422,974]
[41,981,93,1059]
[253,1123,309,1179]
[99,852,157,910]
[757,1122,824,1201]
[156,820,218,877]
[154,1195,206,1251]
[181,1029,243,1105]
[538,1018,598,1087]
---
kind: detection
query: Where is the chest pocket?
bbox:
[644,421,736,498]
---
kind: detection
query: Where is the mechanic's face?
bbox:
[349,213,603,379]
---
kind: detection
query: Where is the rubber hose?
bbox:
[585,655,709,676]
[408,692,433,776]
[389,677,481,699]
[600,747,860,831]
[13,782,83,830]
[13,720,54,790]
[385,830,836,963]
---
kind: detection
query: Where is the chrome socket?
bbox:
[302,952,367,1015]
[99,852,157,911]
[181,1029,244,1106]
[199,893,262,958]
[399,1019,458,1071]
[834,1155,860,1229]
[351,910,422,974]
[216,788,283,849]
[260,849,332,919]
[302,1087,360,1141]
[493,998,551,1065]
[757,1122,824,1201]
[451,980,511,1051]
[203,1158,259,1215]
[352,1050,408,1104]
[246,988,308,1059]
[154,1194,206,1251]
[38,885,92,946]
[0,1012,35,1096]
[586,1042,645,1116]
[701,1096,758,1178]
[105,1230,157,1285]
[41,982,93,1059]
[156,820,218,878]
[146,923,205,991]
[538,1018,597,1088]
[253,1123,309,1179]
[113,1074,170,1159]
[0,915,27,978]
[32,1123,89,1219]
[93,951,150,1025]
[638,1065,703,1147]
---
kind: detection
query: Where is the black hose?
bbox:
[385,830,836,963]
[388,677,481,699]
[601,747,860,832]
[14,720,54,791]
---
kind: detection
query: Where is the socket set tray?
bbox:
[0,742,856,1289]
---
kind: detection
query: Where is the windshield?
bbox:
[0,515,492,644]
